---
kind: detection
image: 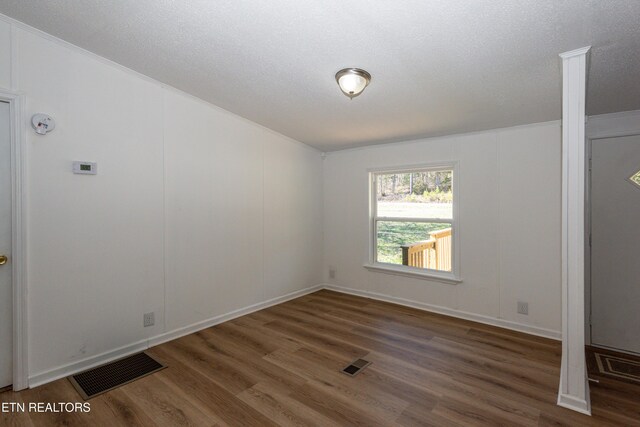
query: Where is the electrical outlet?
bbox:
[329,267,336,279]
[517,301,529,315]
[143,312,155,327]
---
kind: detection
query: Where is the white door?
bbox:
[0,100,11,388]
[591,134,640,354]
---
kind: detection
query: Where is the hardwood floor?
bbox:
[1,289,639,426]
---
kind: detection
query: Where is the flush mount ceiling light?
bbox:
[335,68,371,99]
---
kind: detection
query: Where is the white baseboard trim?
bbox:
[557,393,591,416]
[28,284,323,388]
[323,284,562,341]
[147,284,323,348]
[29,282,562,388]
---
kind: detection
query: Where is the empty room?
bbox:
[0,1,639,426]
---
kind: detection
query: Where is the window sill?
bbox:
[363,263,462,284]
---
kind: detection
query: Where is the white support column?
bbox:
[557,46,591,415]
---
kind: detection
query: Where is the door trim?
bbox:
[587,130,640,350]
[0,89,28,390]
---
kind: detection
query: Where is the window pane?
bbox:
[376,171,452,219]
[377,221,452,272]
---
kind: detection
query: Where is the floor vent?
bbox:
[342,358,371,376]
[69,352,165,399]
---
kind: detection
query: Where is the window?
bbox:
[368,164,459,282]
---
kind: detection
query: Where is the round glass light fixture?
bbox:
[335,68,371,99]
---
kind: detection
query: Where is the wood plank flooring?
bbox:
[1,289,639,426]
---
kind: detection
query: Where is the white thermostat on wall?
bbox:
[72,161,97,175]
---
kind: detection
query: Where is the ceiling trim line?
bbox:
[0,12,319,153]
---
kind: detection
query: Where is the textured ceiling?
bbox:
[1,1,639,151]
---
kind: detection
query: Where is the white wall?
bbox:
[586,109,640,139]
[323,122,562,337]
[17,27,166,376]
[0,16,323,382]
[0,20,9,89]
[163,90,323,331]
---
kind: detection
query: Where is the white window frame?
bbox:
[364,162,461,284]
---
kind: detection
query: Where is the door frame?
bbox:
[0,89,28,390]
[586,112,640,352]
